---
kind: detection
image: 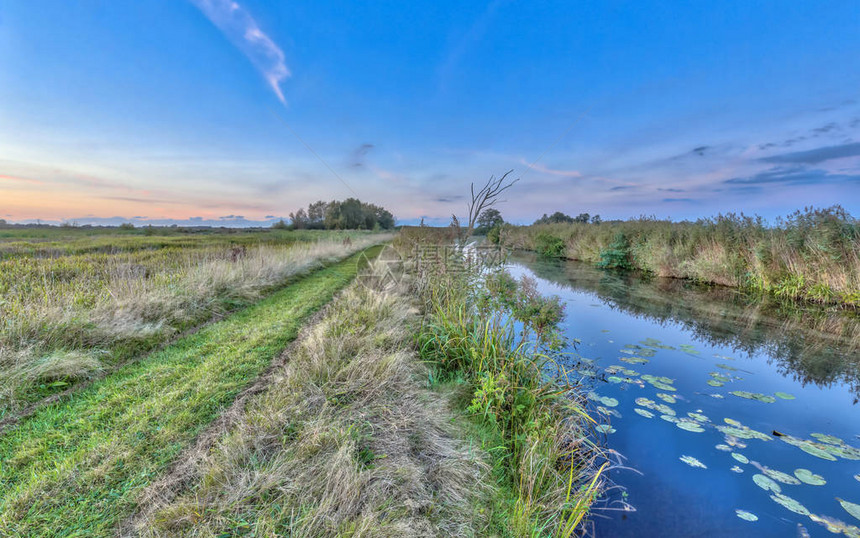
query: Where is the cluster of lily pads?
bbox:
[583,337,860,535]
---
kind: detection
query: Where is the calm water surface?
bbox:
[508,253,860,537]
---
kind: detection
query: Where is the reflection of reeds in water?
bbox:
[514,252,860,399]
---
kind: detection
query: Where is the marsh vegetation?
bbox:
[0,228,389,417]
[498,206,860,307]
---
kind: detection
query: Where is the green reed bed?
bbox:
[414,260,605,536]
[0,247,381,537]
[498,206,860,307]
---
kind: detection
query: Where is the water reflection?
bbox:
[511,251,860,401]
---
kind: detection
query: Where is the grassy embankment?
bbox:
[0,228,388,417]
[129,241,603,536]
[499,206,860,307]
[414,260,604,535]
[0,246,382,536]
[134,265,492,536]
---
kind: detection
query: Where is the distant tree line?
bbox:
[276,198,395,230]
[533,211,601,225]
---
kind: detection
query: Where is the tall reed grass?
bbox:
[412,251,605,535]
[499,206,860,307]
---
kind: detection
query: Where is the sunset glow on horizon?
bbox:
[1,1,858,226]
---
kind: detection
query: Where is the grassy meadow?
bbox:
[0,245,384,536]
[497,206,860,307]
[0,227,389,418]
[0,225,604,536]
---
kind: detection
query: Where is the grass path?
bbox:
[0,246,382,537]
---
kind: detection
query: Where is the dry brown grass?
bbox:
[0,235,390,415]
[133,265,491,537]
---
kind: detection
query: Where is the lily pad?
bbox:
[622,345,657,357]
[824,443,860,460]
[710,393,725,399]
[731,452,749,464]
[709,372,730,383]
[656,393,676,404]
[807,513,860,535]
[680,455,707,469]
[619,356,649,365]
[724,418,742,427]
[716,363,739,371]
[597,406,622,418]
[762,468,801,485]
[606,375,624,383]
[595,424,616,434]
[639,338,675,350]
[707,379,725,387]
[634,408,655,418]
[680,344,700,355]
[688,412,709,423]
[810,433,844,445]
[715,444,732,452]
[774,391,795,400]
[854,474,860,482]
[677,420,706,433]
[735,510,758,522]
[752,474,781,493]
[729,391,776,403]
[654,403,675,416]
[635,397,655,407]
[730,465,744,473]
[793,468,826,485]
[652,382,677,391]
[597,396,619,408]
[725,436,747,448]
[716,425,772,441]
[837,498,860,522]
[660,414,679,423]
[779,435,839,461]
[770,493,810,516]
[641,374,673,385]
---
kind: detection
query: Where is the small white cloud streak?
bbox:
[518,159,582,178]
[191,0,290,103]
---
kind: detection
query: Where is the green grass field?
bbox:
[0,246,382,536]
[0,228,388,417]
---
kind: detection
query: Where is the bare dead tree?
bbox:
[462,170,519,240]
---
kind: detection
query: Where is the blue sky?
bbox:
[1,0,858,226]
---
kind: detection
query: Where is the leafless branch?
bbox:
[461,170,519,240]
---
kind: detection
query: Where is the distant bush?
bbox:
[535,232,566,258]
[475,208,504,235]
[119,222,135,230]
[486,224,502,245]
[597,232,632,270]
[534,211,574,225]
[289,198,395,230]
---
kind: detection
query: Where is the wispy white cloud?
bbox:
[191,0,290,104]
[518,159,582,178]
